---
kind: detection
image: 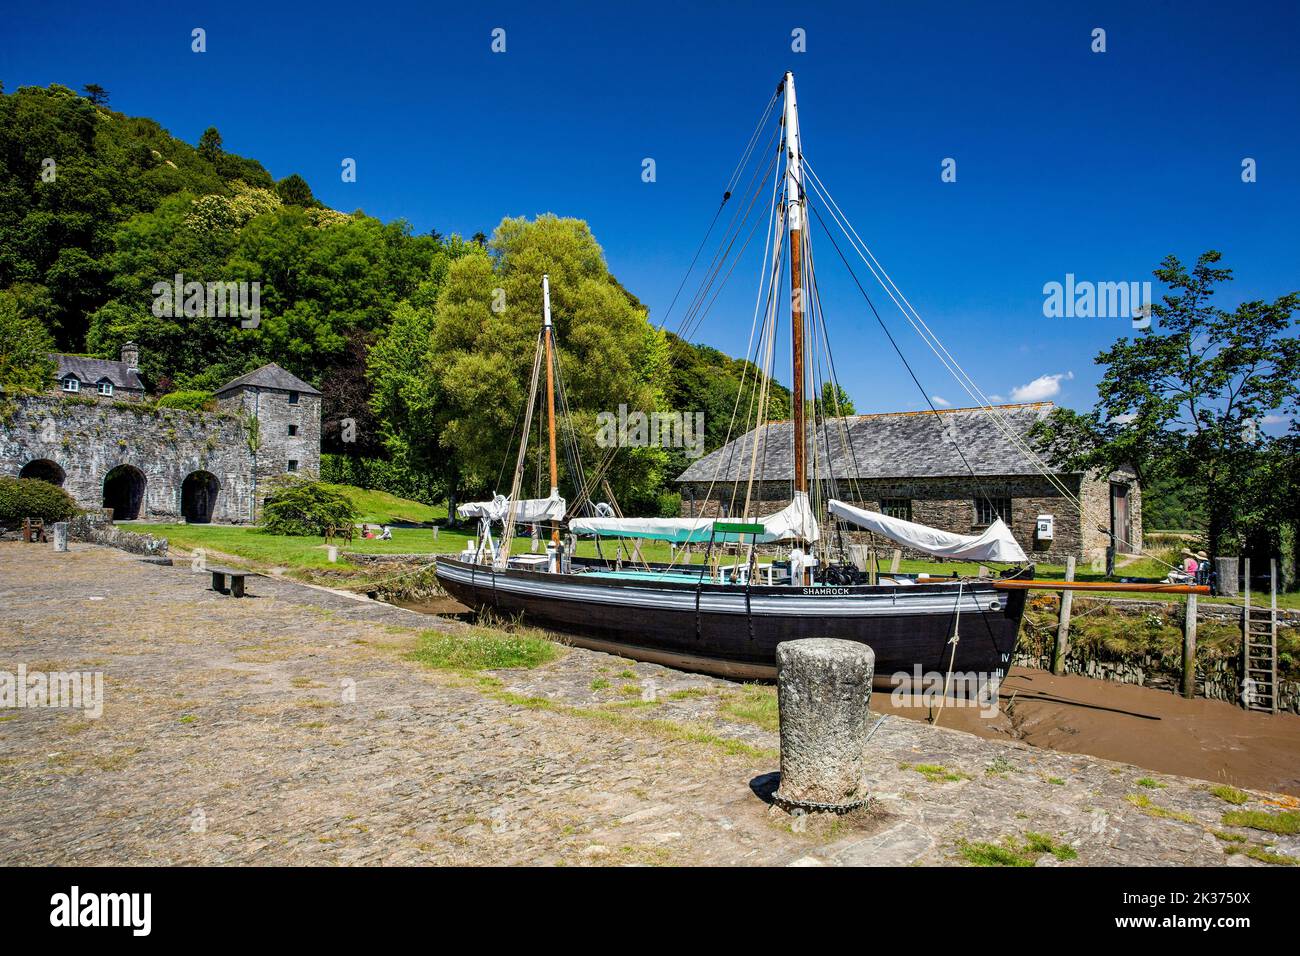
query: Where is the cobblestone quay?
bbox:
[0,543,1292,866]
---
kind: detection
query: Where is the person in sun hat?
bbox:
[1195,551,1211,585]
[1182,548,1199,577]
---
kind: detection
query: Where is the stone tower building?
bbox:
[214,364,322,520]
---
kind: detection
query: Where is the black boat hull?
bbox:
[435,557,1026,684]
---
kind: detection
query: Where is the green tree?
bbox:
[1034,251,1299,558]
[197,126,223,162]
[0,289,56,393]
[373,216,670,514]
[82,84,109,106]
[820,381,856,416]
[276,173,314,207]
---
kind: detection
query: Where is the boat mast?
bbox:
[783,72,808,505]
[543,274,560,544]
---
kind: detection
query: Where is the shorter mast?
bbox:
[543,274,560,544]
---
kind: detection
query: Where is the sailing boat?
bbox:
[435,72,1046,684]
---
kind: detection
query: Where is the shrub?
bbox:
[0,476,78,526]
[155,390,216,412]
[260,476,357,537]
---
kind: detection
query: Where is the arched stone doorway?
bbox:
[103,465,147,521]
[181,471,220,523]
[19,459,66,486]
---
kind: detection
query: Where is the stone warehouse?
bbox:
[676,403,1141,565]
[0,344,321,523]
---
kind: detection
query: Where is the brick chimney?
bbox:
[121,341,139,370]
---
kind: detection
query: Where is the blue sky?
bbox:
[4,1,1298,421]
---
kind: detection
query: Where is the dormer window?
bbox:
[97,379,114,396]
[61,376,80,393]
[288,391,300,405]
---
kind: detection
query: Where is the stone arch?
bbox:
[103,464,147,521]
[19,459,66,486]
[181,471,221,523]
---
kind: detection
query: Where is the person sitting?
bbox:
[378,525,392,541]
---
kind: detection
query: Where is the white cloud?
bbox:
[1111,412,1137,425]
[930,395,950,407]
[1263,414,1290,425]
[1010,371,1074,403]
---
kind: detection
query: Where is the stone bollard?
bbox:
[52,521,69,553]
[327,545,338,563]
[773,638,874,813]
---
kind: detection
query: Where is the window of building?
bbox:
[61,377,80,393]
[97,380,114,396]
[288,424,298,436]
[974,497,1012,526]
[879,498,912,521]
[287,460,299,473]
[288,391,300,405]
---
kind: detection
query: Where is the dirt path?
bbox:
[1,542,1295,866]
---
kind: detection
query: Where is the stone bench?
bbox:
[208,566,252,598]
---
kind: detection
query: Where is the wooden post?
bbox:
[1182,591,1198,699]
[889,549,901,574]
[1241,557,1251,686]
[1052,555,1076,675]
[1269,558,1279,715]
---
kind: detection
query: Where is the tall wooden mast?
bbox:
[783,72,808,499]
[542,274,560,544]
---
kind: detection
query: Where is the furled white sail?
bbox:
[570,492,819,544]
[827,499,1028,563]
[456,492,566,524]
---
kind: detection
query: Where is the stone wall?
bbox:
[1015,595,1298,714]
[1,396,254,522]
[68,513,169,556]
[0,392,318,524]
[1079,465,1143,566]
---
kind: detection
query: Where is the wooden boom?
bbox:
[992,580,1210,595]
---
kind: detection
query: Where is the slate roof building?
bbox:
[675,402,1141,564]
[51,343,147,401]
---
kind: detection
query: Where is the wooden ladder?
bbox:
[1241,557,1279,715]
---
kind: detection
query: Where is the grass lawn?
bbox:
[321,484,444,525]
[121,521,703,572]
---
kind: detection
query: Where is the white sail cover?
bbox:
[827,499,1027,563]
[569,492,819,544]
[456,492,566,524]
